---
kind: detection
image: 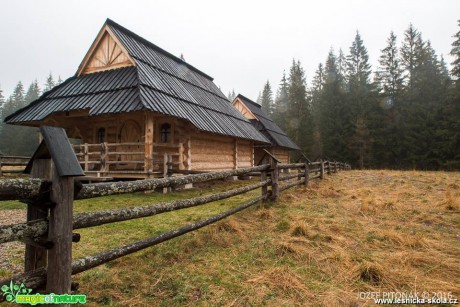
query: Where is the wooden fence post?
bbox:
[320,159,324,180]
[47,163,74,294]
[304,163,309,187]
[24,126,84,295]
[270,158,279,200]
[261,166,268,201]
[24,159,52,273]
[83,144,89,172]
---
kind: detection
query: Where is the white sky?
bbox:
[0,0,459,100]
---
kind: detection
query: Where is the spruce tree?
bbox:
[227,89,236,101]
[286,60,313,156]
[0,81,40,155]
[44,73,55,92]
[310,63,325,159]
[450,19,460,80]
[346,31,378,168]
[375,31,405,167]
[272,72,289,132]
[320,50,352,162]
[260,81,274,115]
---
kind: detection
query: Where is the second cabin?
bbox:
[6,19,270,178]
[232,94,299,164]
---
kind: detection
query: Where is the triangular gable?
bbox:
[232,97,258,120]
[77,24,134,76]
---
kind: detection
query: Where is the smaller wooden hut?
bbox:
[232,94,300,164]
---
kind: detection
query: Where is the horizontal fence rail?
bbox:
[0,155,30,176]
[0,150,350,299]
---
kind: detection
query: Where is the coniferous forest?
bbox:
[1,22,459,170]
[245,22,460,170]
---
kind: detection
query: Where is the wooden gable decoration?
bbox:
[232,98,257,120]
[77,24,134,76]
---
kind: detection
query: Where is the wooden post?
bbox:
[46,163,74,295]
[270,158,279,200]
[178,143,184,170]
[327,161,331,175]
[25,159,51,273]
[83,144,89,172]
[233,139,238,170]
[261,167,267,201]
[27,126,84,297]
[297,165,302,185]
[320,159,324,180]
[163,154,172,194]
[187,138,192,171]
[304,163,309,187]
[144,115,154,174]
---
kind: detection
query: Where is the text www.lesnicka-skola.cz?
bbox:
[357,291,458,305]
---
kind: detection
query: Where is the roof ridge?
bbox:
[105,18,214,82]
[236,94,261,107]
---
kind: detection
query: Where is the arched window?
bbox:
[97,128,106,143]
[160,123,171,143]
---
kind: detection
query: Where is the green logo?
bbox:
[1,281,86,305]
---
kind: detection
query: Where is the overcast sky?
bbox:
[1,0,459,100]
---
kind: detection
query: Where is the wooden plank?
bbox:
[46,163,74,294]
[145,114,154,173]
[187,138,192,171]
[320,160,325,179]
[304,163,309,187]
[270,158,279,200]
[25,159,51,273]
[233,139,238,170]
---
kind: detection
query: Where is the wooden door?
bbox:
[118,120,142,168]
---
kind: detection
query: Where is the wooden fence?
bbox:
[0,127,350,299]
[0,155,29,176]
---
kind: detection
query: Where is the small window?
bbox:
[97,128,106,143]
[160,123,171,143]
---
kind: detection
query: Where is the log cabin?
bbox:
[5,19,270,178]
[232,94,300,164]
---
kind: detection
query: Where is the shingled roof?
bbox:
[6,19,269,144]
[234,94,300,150]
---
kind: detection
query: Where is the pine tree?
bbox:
[272,71,289,132]
[44,73,55,92]
[0,81,39,155]
[310,63,325,159]
[374,31,405,166]
[286,60,313,156]
[400,24,425,89]
[450,19,460,80]
[346,31,378,167]
[320,50,352,162]
[227,89,236,101]
[260,81,274,115]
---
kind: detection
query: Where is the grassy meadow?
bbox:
[0,170,459,306]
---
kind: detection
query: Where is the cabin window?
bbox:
[160,123,171,143]
[97,128,106,143]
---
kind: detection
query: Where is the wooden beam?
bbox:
[144,114,154,173]
[46,162,74,294]
[25,159,51,273]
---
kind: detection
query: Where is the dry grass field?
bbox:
[1,170,459,306]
